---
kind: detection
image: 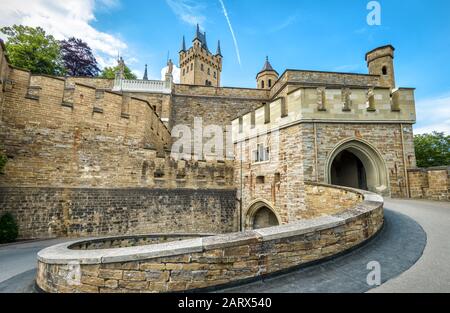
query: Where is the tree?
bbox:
[414,132,450,168]
[100,64,137,80]
[60,37,100,77]
[0,25,64,75]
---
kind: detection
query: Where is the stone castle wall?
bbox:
[36,185,383,293]
[408,167,449,201]
[0,68,175,187]
[0,187,238,239]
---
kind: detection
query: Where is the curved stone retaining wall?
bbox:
[37,184,384,293]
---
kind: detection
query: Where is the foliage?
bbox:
[414,132,450,168]
[60,37,100,77]
[0,25,64,75]
[100,65,137,80]
[0,213,19,244]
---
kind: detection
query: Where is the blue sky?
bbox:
[0,0,449,134]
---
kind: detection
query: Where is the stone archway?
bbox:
[244,200,280,230]
[325,138,389,196]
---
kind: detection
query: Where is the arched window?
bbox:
[382,66,388,75]
[214,71,216,78]
[268,79,272,88]
[261,80,265,89]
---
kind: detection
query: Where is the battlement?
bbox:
[270,69,382,99]
[4,69,171,151]
[232,86,416,142]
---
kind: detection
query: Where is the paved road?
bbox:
[371,199,450,293]
[0,239,67,292]
[0,199,448,293]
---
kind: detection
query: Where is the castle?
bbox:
[0,26,447,240]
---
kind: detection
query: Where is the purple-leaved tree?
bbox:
[60,37,100,77]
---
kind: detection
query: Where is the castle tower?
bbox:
[256,56,278,89]
[179,24,223,87]
[366,45,396,89]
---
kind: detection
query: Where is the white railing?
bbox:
[112,78,172,94]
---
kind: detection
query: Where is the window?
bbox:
[238,117,243,133]
[250,111,256,129]
[261,80,265,89]
[214,71,217,78]
[382,66,388,75]
[201,64,204,71]
[264,102,270,124]
[191,63,193,70]
[207,68,210,75]
[183,69,185,76]
[268,79,272,88]
[253,143,270,163]
[256,176,265,184]
[280,97,288,117]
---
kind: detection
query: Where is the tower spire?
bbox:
[180,36,186,52]
[143,64,148,80]
[216,40,222,56]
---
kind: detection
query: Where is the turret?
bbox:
[366,45,396,89]
[256,56,278,90]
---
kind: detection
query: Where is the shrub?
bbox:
[0,213,19,244]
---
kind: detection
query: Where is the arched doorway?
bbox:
[326,139,389,195]
[331,150,368,190]
[244,201,280,230]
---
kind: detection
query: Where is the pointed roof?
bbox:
[143,64,148,80]
[216,40,222,57]
[193,23,209,52]
[257,56,278,77]
[180,36,186,53]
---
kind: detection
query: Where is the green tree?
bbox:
[100,65,137,80]
[414,132,450,168]
[1,25,64,75]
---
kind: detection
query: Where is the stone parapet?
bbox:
[408,167,450,201]
[36,184,384,293]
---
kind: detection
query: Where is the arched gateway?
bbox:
[244,200,280,230]
[325,139,390,196]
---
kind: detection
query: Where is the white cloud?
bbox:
[166,0,206,26]
[0,0,128,69]
[414,94,450,135]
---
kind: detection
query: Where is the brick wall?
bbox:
[0,187,238,239]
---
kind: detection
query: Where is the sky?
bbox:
[0,0,449,134]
